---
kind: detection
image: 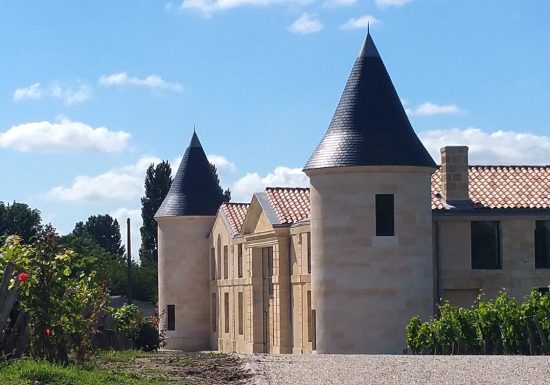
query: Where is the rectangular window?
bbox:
[238,244,243,278]
[224,293,230,334]
[262,247,274,298]
[306,232,312,274]
[238,292,244,335]
[211,293,217,332]
[471,221,501,269]
[210,247,216,280]
[167,304,175,331]
[307,290,312,343]
[223,245,229,279]
[375,194,395,236]
[535,220,550,269]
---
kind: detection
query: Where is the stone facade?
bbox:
[156,32,550,354]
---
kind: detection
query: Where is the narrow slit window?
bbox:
[210,247,216,280]
[224,293,230,334]
[211,293,217,332]
[167,304,175,331]
[306,232,312,274]
[237,244,243,278]
[223,245,229,279]
[376,194,395,236]
[307,290,312,343]
[238,292,244,335]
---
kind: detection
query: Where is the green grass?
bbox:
[0,358,173,385]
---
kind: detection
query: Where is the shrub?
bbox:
[406,288,550,355]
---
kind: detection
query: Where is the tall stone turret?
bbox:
[155,131,225,350]
[304,32,437,353]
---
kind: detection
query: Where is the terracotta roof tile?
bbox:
[220,203,249,236]
[432,166,550,210]
[222,166,549,235]
[265,187,310,224]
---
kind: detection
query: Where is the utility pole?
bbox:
[127,218,133,305]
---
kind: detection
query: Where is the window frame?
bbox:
[167,304,175,331]
[535,220,550,269]
[471,220,502,270]
[375,194,395,237]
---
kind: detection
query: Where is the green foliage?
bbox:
[209,163,231,204]
[73,214,124,257]
[112,304,165,352]
[112,304,141,340]
[1,234,110,362]
[139,161,172,266]
[406,289,550,355]
[0,359,173,385]
[0,201,42,244]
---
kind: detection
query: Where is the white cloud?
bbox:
[419,127,550,165]
[208,154,236,173]
[231,166,309,202]
[179,0,311,16]
[110,207,142,262]
[13,82,92,105]
[99,72,183,92]
[50,83,92,105]
[47,156,161,202]
[341,15,381,30]
[375,0,411,7]
[13,83,43,101]
[406,102,462,116]
[0,118,130,153]
[323,0,356,7]
[288,13,323,34]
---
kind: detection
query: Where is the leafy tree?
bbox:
[72,215,124,257]
[1,233,110,362]
[0,201,42,243]
[209,163,231,203]
[139,161,172,265]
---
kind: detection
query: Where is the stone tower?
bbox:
[303,33,437,353]
[155,131,225,350]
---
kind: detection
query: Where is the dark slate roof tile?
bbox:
[304,33,436,170]
[155,132,225,218]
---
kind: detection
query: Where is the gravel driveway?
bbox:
[241,354,550,385]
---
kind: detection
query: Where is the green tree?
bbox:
[72,215,124,257]
[139,161,172,265]
[209,163,231,203]
[0,201,42,243]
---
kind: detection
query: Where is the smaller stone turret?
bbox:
[155,131,225,350]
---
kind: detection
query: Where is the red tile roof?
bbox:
[432,166,550,210]
[220,167,550,236]
[266,187,310,224]
[220,203,249,236]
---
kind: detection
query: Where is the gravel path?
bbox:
[241,354,550,385]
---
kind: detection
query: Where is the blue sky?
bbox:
[1,1,549,256]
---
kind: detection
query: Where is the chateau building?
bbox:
[155,32,550,354]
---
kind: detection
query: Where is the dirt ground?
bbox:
[95,351,253,384]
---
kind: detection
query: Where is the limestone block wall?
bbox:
[209,216,255,353]
[437,215,550,307]
[157,215,214,351]
[440,146,469,201]
[308,166,435,354]
[290,225,313,354]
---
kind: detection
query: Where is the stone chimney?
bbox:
[440,146,469,202]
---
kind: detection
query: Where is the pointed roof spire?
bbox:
[359,30,380,58]
[189,130,201,148]
[304,33,436,171]
[155,131,225,218]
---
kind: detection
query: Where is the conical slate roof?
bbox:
[304,32,436,171]
[155,132,225,218]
